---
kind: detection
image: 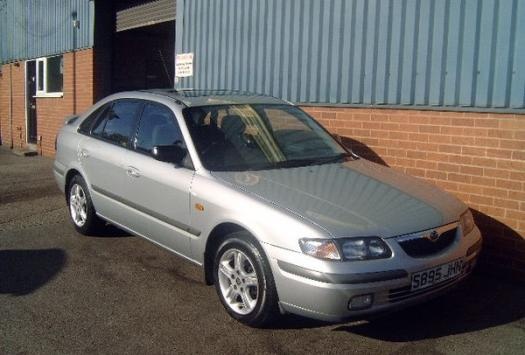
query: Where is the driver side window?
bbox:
[135,103,184,154]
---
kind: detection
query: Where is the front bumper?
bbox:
[263,226,482,322]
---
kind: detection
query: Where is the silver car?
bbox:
[54,90,482,327]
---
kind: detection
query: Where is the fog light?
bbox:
[348,294,373,310]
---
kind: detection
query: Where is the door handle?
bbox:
[78,149,89,160]
[126,166,141,178]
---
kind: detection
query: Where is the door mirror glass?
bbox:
[152,145,187,165]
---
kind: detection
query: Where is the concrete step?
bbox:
[12,148,38,157]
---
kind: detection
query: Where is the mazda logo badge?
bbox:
[425,230,440,242]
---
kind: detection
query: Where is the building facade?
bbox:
[0,0,175,155]
[1,0,524,278]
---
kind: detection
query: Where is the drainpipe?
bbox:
[9,63,13,149]
[72,11,79,115]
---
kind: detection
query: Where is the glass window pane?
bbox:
[79,104,108,135]
[37,60,44,91]
[184,104,345,171]
[263,105,343,159]
[46,56,63,93]
[135,103,183,153]
[101,100,141,147]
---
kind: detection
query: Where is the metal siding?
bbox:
[176,0,525,110]
[116,0,176,32]
[0,0,93,63]
[511,0,525,107]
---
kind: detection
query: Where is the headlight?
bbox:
[299,237,392,261]
[460,209,475,236]
[340,237,392,261]
[299,239,341,260]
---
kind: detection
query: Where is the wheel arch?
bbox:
[203,222,264,285]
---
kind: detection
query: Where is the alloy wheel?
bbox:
[69,183,88,227]
[217,248,259,315]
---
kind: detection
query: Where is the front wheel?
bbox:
[213,232,279,327]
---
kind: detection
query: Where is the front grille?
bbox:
[398,227,458,258]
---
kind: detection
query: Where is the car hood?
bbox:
[211,159,466,238]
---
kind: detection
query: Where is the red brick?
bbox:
[512,151,525,161]
[483,168,510,179]
[448,173,472,183]
[469,194,494,206]
[439,144,462,154]
[438,162,461,173]
[426,170,447,180]
[496,179,522,191]
[486,148,512,159]
[406,168,426,177]
[494,198,520,210]
[451,117,475,127]
[460,166,484,176]
[406,150,427,159]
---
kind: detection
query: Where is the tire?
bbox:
[67,175,104,235]
[213,232,280,327]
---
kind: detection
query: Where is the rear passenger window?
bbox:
[135,103,184,153]
[78,104,108,135]
[92,100,141,147]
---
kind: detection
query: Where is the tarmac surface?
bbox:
[1,147,524,354]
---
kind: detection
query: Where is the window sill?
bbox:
[34,93,63,98]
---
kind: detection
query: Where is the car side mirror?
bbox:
[152,145,186,165]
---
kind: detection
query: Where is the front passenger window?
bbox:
[135,103,184,154]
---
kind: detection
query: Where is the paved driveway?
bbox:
[1,147,524,354]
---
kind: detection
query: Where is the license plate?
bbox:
[411,259,464,291]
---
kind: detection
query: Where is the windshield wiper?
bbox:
[303,152,354,166]
[271,153,353,169]
[213,153,355,171]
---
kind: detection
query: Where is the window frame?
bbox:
[35,55,64,98]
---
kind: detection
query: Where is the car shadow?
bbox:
[0,249,67,296]
[266,314,331,330]
[331,270,525,341]
[89,223,134,238]
[470,209,525,280]
[340,136,389,166]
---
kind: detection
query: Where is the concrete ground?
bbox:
[1,147,524,354]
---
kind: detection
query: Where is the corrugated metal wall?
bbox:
[0,0,94,63]
[116,0,176,32]
[176,0,525,111]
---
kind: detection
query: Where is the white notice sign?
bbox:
[175,53,194,77]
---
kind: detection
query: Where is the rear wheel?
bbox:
[213,232,279,327]
[68,175,104,235]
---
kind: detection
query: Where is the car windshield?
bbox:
[183,104,351,171]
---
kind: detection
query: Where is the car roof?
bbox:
[138,89,289,107]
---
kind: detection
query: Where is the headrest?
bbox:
[221,115,246,138]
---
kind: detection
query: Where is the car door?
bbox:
[78,99,143,226]
[123,102,195,257]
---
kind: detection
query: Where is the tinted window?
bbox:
[92,100,141,147]
[135,103,183,153]
[78,104,108,135]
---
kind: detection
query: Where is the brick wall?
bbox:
[0,48,96,156]
[303,106,525,279]
[0,63,26,150]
